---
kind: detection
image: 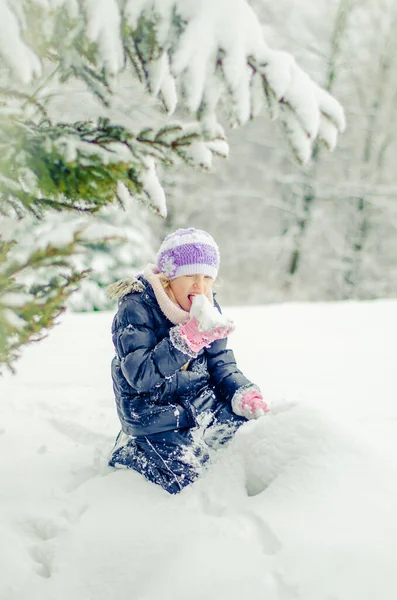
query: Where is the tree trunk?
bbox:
[288,183,315,276]
[343,197,368,292]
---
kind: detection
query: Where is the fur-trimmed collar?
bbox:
[106,276,145,300]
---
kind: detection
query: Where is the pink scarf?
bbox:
[144,265,190,325]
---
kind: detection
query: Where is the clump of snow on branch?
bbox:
[82,0,124,75]
[0,0,42,84]
[140,156,167,217]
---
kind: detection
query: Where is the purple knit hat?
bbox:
[156,228,220,280]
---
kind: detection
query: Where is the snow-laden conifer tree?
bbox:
[0,0,345,369]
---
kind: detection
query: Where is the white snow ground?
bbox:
[1,300,397,600]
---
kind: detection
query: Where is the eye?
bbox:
[204,276,213,280]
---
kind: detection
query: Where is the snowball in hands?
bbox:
[190,294,234,332]
[178,295,235,354]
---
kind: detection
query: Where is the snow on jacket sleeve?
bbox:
[113,295,198,393]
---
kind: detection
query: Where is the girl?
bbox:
[108,228,269,494]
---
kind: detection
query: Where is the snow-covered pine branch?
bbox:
[0,229,86,372]
[0,110,226,219]
[1,0,345,168]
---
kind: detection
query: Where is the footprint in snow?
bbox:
[19,506,90,579]
[20,514,61,542]
[18,515,61,579]
[28,543,53,579]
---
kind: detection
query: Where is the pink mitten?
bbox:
[232,386,269,420]
[179,316,234,353]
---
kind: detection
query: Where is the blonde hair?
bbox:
[159,274,171,289]
[159,274,178,304]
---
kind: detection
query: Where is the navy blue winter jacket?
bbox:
[111,277,251,438]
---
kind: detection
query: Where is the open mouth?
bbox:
[188,293,198,307]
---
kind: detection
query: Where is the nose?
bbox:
[192,275,205,294]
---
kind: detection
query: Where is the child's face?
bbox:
[170,274,214,311]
